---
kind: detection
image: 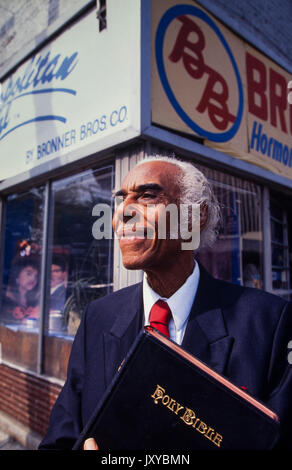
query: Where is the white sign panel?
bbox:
[0,0,141,180]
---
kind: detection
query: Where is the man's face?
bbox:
[112,161,185,271]
[51,264,66,288]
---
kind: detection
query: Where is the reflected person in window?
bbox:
[2,256,40,323]
[50,255,67,313]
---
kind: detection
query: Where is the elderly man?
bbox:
[39,156,292,450]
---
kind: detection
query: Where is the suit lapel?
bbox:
[103,264,234,386]
[182,264,234,375]
[103,283,143,387]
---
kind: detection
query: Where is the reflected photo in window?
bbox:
[0,188,44,371]
[49,254,68,332]
[2,254,40,324]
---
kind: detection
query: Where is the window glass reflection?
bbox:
[270,199,289,293]
[195,164,263,289]
[0,188,44,371]
[44,166,114,379]
[43,166,113,378]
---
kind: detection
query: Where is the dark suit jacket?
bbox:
[50,284,66,312]
[39,265,292,449]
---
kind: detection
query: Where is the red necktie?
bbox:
[149,300,171,337]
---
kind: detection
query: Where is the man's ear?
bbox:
[200,204,208,231]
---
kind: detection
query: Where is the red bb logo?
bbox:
[169,15,236,131]
[155,5,244,143]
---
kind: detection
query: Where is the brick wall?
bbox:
[0,363,61,437]
[198,0,292,71]
[0,0,93,77]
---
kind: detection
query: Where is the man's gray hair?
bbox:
[136,155,221,249]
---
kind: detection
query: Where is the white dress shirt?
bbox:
[143,262,200,345]
[50,282,65,295]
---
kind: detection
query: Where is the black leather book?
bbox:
[73,327,280,450]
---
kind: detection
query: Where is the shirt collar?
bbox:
[50,282,65,295]
[143,261,200,332]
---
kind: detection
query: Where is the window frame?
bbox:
[0,159,115,381]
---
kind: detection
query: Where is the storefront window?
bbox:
[43,166,114,380]
[196,165,263,288]
[0,188,44,372]
[270,198,290,294]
